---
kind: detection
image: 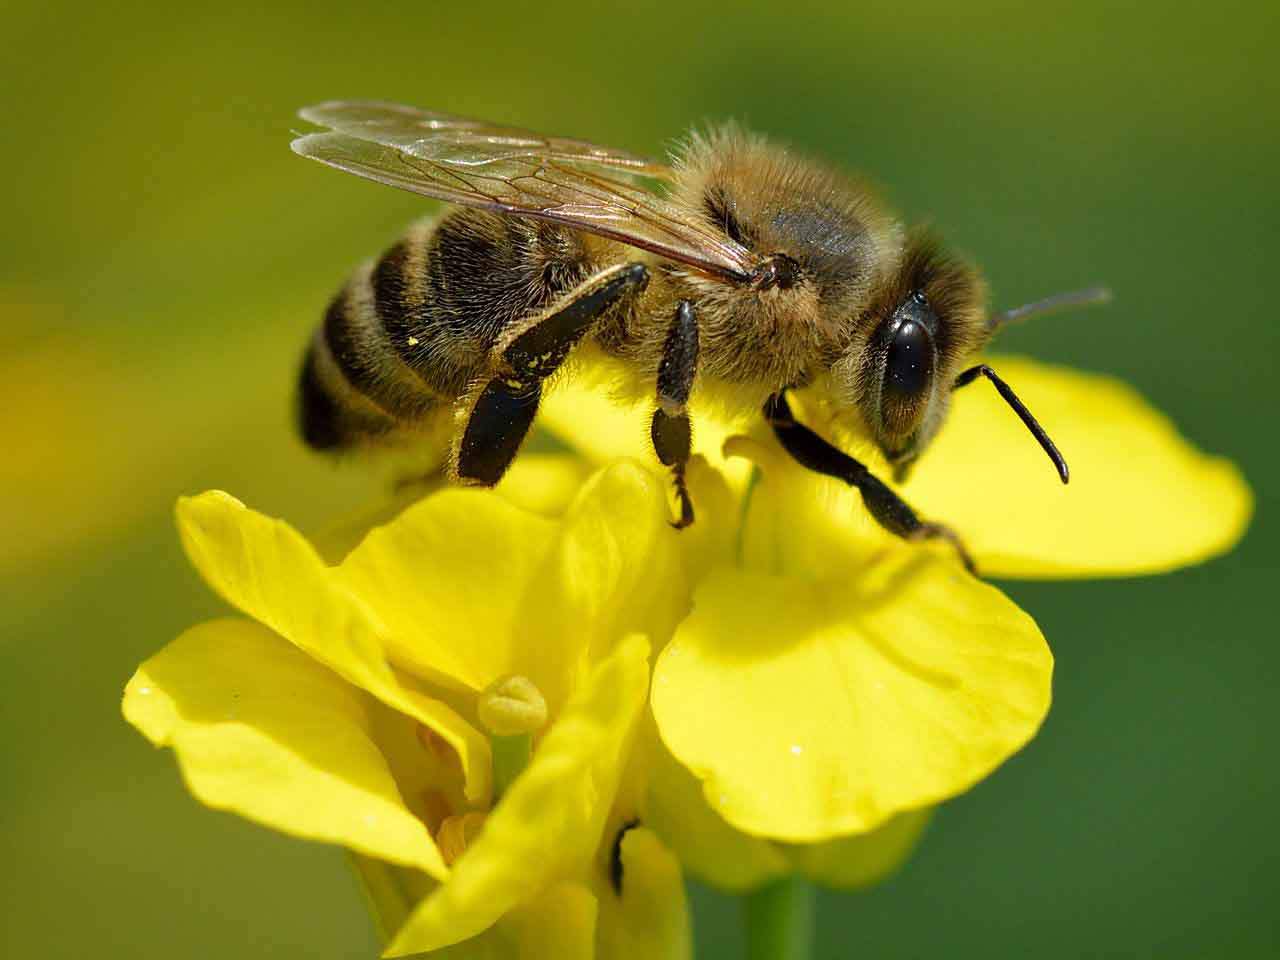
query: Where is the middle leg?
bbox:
[649,300,700,528]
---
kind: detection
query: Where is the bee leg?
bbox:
[498,262,650,383]
[649,300,699,529]
[454,262,649,485]
[455,377,543,486]
[763,392,977,574]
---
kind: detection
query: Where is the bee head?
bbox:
[846,231,988,480]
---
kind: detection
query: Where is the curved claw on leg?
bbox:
[910,522,977,576]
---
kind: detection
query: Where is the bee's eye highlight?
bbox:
[884,318,934,403]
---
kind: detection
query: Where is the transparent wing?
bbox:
[298,101,674,177]
[291,101,760,281]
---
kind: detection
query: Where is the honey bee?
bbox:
[292,101,1107,571]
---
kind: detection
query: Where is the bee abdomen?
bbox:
[298,244,446,450]
[367,226,488,400]
[298,211,595,452]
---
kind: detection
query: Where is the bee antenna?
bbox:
[953,364,1069,484]
[988,286,1112,331]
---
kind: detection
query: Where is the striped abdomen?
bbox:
[298,210,595,451]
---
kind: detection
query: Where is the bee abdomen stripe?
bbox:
[364,231,486,400]
[298,337,397,450]
[298,341,346,450]
[372,240,417,361]
[371,232,478,399]
[323,273,440,419]
[322,292,392,409]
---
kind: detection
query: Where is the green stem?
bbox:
[489,732,532,800]
[745,874,814,960]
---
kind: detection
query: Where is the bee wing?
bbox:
[297,101,674,178]
[292,101,761,281]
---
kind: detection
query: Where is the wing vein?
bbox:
[291,102,760,281]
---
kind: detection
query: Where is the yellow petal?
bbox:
[786,809,931,890]
[496,453,595,518]
[312,483,450,565]
[643,731,788,893]
[677,455,744,584]
[538,361,655,466]
[652,558,1051,841]
[519,462,685,709]
[337,489,557,693]
[500,883,598,960]
[345,462,678,717]
[123,619,447,878]
[354,858,596,960]
[597,827,692,960]
[176,491,493,804]
[538,355,751,485]
[901,356,1252,578]
[386,635,651,956]
[349,854,434,946]
[313,453,589,566]
[728,433,886,580]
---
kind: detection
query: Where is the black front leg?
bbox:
[650,300,699,528]
[763,393,976,573]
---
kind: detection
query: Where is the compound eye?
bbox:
[884,319,934,401]
[880,317,936,436]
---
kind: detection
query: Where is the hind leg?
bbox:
[452,262,649,485]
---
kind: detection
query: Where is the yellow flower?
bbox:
[123,461,692,957]
[539,353,1250,875]
[126,341,1251,953]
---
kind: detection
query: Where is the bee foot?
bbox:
[911,522,977,576]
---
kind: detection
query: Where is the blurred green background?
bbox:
[2,0,1275,956]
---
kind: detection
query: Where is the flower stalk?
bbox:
[489,732,533,800]
[745,875,814,960]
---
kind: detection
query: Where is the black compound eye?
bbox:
[869,289,940,445]
[883,318,935,404]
